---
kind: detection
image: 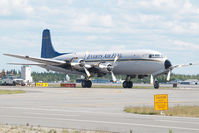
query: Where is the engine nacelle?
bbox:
[70,59,84,69]
[70,59,91,70]
[98,63,112,73]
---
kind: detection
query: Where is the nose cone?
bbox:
[164,60,172,69]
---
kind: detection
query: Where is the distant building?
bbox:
[21,66,33,83]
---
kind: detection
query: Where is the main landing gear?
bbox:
[81,80,92,88]
[123,81,133,88]
[122,75,133,88]
[122,75,160,89]
[154,80,159,89]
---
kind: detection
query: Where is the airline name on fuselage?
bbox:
[87,53,122,59]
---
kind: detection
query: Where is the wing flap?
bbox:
[7,63,46,66]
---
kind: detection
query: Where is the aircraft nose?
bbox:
[164,60,172,69]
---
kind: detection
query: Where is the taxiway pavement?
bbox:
[0,85,199,133]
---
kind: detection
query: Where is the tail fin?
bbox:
[41,29,64,58]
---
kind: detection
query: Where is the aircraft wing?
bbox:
[170,63,197,69]
[4,54,66,66]
[152,62,198,76]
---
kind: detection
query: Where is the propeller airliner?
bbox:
[4,29,195,88]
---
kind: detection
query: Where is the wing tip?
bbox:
[3,53,9,56]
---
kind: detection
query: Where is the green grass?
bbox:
[124,106,160,115]
[124,105,199,117]
[0,90,26,95]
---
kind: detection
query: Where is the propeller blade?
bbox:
[83,66,91,78]
[150,75,154,85]
[66,74,70,82]
[84,51,89,60]
[110,56,118,83]
[166,71,171,81]
[114,56,118,64]
[110,56,119,82]
[111,71,117,83]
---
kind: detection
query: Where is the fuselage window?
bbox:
[149,54,152,58]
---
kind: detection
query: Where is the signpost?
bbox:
[154,94,168,114]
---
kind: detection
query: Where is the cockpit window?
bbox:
[149,54,162,58]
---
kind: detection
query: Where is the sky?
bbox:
[0,0,199,74]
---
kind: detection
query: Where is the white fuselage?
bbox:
[44,50,168,76]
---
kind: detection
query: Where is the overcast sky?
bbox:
[0,0,199,74]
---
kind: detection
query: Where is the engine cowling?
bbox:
[70,59,84,69]
[98,63,113,73]
[70,59,91,70]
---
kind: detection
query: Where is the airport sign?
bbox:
[36,82,48,87]
[154,94,168,111]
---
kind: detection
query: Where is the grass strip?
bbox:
[0,90,26,95]
[0,125,112,133]
[124,105,199,117]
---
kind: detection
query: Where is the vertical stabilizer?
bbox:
[41,29,64,58]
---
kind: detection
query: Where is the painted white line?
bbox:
[24,112,79,117]
[0,115,199,131]
[1,106,199,121]
[156,119,199,125]
[0,106,123,116]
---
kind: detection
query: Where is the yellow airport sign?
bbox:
[36,82,48,87]
[154,94,168,111]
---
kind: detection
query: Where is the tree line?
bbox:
[1,70,199,83]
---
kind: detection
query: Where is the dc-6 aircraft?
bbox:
[4,29,195,88]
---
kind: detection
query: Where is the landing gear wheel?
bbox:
[86,80,92,88]
[123,81,133,88]
[81,81,86,88]
[81,80,92,88]
[123,81,128,88]
[128,81,133,88]
[154,81,159,89]
[13,82,16,86]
